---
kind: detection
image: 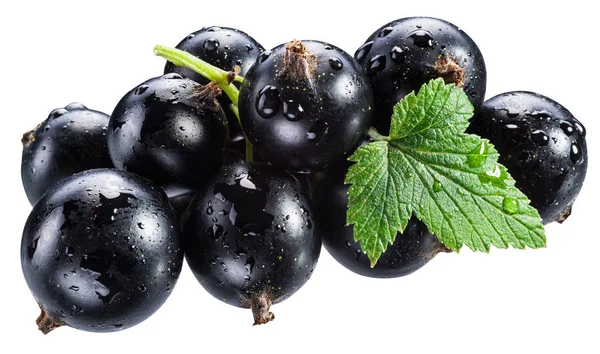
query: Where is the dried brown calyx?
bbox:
[281,40,317,82]
[434,56,465,88]
[250,292,275,325]
[22,130,35,148]
[191,82,223,112]
[36,304,62,334]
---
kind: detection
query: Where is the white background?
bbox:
[1,1,598,353]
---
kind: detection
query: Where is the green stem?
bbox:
[367,127,389,142]
[229,104,253,163]
[154,45,240,112]
[245,140,254,163]
[155,44,255,162]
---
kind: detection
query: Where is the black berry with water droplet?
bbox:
[21,103,113,205]
[164,26,264,152]
[183,160,321,325]
[239,40,373,173]
[21,169,183,334]
[108,74,228,188]
[355,17,486,133]
[468,91,587,224]
[311,164,450,278]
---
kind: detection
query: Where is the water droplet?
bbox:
[324,45,333,50]
[307,120,329,144]
[366,55,386,77]
[245,257,255,274]
[531,130,549,146]
[258,50,272,64]
[378,26,394,37]
[65,246,74,257]
[137,222,145,229]
[574,122,585,137]
[49,108,68,119]
[137,285,147,292]
[409,30,434,48]
[186,33,195,40]
[354,41,373,62]
[329,57,343,70]
[206,202,214,215]
[210,224,224,240]
[69,285,80,292]
[570,143,582,165]
[206,26,222,32]
[255,86,280,118]
[66,102,86,110]
[560,120,574,136]
[502,197,519,215]
[432,180,443,192]
[283,100,304,121]
[345,241,352,248]
[161,73,183,80]
[204,38,220,52]
[467,142,487,168]
[245,44,254,51]
[504,124,519,130]
[390,46,405,64]
[135,85,149,95]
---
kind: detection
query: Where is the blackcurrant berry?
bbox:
[21,103,112,205]
[239,40,373,173]
[21,169,183,333]
[356,17,486,133]
[311,165,449,278]
[467,92,587,224]
[164,26,264,152]
[163,184,196,227]
[183,160,321,325]
[108,74,228,188]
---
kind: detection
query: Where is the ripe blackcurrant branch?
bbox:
[154,45,253,162]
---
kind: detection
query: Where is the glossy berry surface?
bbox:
[356,17,486,133]
[21,103,112,205]
[21,169,183,333]
[108,74,228,188]
[163,184,196,227]
[183,160,321,324]
[468,92,587,224]
[239,40,373,173]
[311,166,449,278]
[164,26,264,149]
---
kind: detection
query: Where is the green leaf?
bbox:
[346,79,546,266]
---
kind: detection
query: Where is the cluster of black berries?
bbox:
[20,17,587,334]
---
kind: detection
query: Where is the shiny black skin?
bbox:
[21,103,112,205]
[164,26,264,151]
[311,166,448,278]
[183,160,321,308]
[108,74,228,188]
[21,169,183,332]
[239,40,373,173]
[468,92,587,224]
[356,17,486,133]
[163,184,196,227]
